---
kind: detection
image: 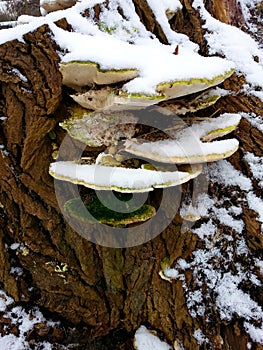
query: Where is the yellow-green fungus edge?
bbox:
[49,168,155,193]
[60,60,138,74]
[156,69,235,92]
[202,124,240,142]
[118,89,166,101]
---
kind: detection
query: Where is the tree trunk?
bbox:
[0,1,262,349]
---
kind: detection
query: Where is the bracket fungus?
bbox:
[159,89,221,115]
[125,113,241,164]
[154,69,234,102]
[60,61,138,89]
[57,17,235,109]
[49,162,202,193]
[60,107,138,147]
[63,197,156,227]
[69,70,233,110]
[35,0,242,227]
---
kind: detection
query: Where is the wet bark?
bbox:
[0,1,262,349]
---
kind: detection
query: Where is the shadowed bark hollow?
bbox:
[0,1,262,349]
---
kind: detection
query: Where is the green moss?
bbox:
[160,256,170,271]
[48,131,56,140]
[98,21,117,34]
[64,197,156,227]
[141,163,156,171]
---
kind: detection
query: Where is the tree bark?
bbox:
[0,1,262,349]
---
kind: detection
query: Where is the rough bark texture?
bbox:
[170,0,208,54]
[132,0,169,44]
[0,2,262,350]
[204,0,246,28]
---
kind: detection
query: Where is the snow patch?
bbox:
[244,322,263,344]
[134,326,172,350]
[244,152,263,187]
[193,219,217,239]
[193,0,263,101]
[241,113,263,133]
[215,273,263,321]
[247,192,263,231]
[208,160,252,191]
[213,207,244,233]
[193,329,208,345]
[0,289,60,350]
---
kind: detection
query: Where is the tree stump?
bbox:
[0,1,262,349]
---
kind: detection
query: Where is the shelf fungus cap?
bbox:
[49,162,202,193]
[159,89,221,115]
[125,113,241,164]
[63,198,156,227]
[71,70,233,110]
[60,107,138,147]
[155,69,234,101]
[60,61,138,88]
[70,88,117,111]
[70,88,165,110]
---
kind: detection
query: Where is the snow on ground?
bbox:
[238,0,259,25]
[193,0,263,101]
[244,152,263,187]
[242,112,263,133]
[164,158,263,345]
[0,1,6,11]
[0,289,63,350]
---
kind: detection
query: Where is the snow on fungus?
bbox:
[155,69,234,101]
[59,107,138,147]
[125,113,241,164]
[200,119,240,142]
[60,61,139,88]
[71,74,232,110]
[159,89,221,115]
[63,197,156,227]
[159,270,173,282]
[49,162,202,193]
